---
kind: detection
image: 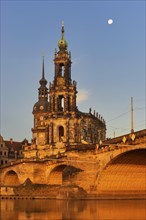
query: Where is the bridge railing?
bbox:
[103,129,146,145]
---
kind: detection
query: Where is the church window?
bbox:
[82,129,87,140]
[59,126,64,141]
[59,95,64,111]
[59,63,65,76]
[62,65,65,76]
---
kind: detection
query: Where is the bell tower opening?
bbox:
[59,95,64,111]
[59,63,65,77]
[59,126,64,141]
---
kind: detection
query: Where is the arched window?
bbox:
[59,126,64,141]
[59,63,65,77]
[59,95,64,111]
[62,65,65,76]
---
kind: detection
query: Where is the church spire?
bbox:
[39,55,47,87]
[42,55,45,79]
[33,55,49,114]
[61,21,65,40]
[58,22,68,51]
[38,56,48,99]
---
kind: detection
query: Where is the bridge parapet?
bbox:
[103,129,146,145]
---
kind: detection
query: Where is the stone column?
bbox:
[74,120,78,143]
[51,122,54,144]
[64,95,67,112]
[55,63,58,78]
[77,119,81,143]
[50,96,54,112]
[46,125,49,144]
[49,122,54,144]
[98,130,101,143]
[66,119,70,145]
[55,95,58,112]
[72,95,76,111]
[53,95,56,112]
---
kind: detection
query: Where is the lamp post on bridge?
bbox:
[130,97,134,134]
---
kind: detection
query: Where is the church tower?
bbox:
[25,23,106,159]
[49,22,77,115]
[32,56,49,145]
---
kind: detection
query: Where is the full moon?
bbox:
[108,19,113,25]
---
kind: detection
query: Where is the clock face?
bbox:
[40,106,44,110]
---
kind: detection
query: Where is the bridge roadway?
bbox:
[0,141,146,198]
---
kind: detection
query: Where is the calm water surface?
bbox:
[1,199,146,220]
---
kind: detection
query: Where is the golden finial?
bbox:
[58,22,68,51]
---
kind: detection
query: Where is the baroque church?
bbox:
[24,24,106,158]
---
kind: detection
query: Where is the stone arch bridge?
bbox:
[0,143,146,196]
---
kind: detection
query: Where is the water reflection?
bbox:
[1,199,146,220]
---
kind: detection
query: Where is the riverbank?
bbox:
[1,179,146,200]
[1,189,146,200]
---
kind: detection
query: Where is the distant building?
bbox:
[0,135,8,165]
[0,135,28,165]
[24,24,106,159]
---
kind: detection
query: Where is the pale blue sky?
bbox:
[1,1,145,141]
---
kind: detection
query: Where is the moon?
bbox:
[108,19,113,25]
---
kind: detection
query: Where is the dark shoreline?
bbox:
[1,194,146,200]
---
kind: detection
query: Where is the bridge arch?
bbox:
[48,164,82,185]
[3,170,20,186]
[97,149,146,193]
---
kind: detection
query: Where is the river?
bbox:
[0,199,146,220]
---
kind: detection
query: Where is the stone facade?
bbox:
[24,24,106,159]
